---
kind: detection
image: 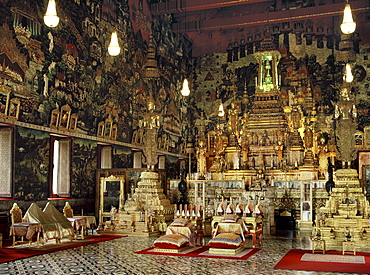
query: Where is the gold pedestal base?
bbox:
[127,231,159,237]
[96,230,129,235]
[209,246,244,255]
[154,246,189,253]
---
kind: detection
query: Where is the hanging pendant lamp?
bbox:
[218,102,225,117]
[44,0,59,28]
[340,3,356,34]
[343,63,354,83]
[181,78,190,96]
[108,31,121,56]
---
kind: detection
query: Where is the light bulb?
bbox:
[340,4,356,34]
[344,63,354,83]
[44,0,59,28]
[218,102,225,117]
[108,32,121,56]
[181,78,190,96]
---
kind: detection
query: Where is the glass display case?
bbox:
[99,175,125,224]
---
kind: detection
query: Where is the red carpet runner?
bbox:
[274,249,370,274]
[135,246,260,260]
[0,235,125,263]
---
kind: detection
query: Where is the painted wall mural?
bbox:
[166,155,182,180]
[14,127,50,201]
[113,145,132,169]
[0,0,189,152]
[71,138,97,199]
[0,0,190,211]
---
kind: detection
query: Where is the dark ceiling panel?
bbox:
[150,0,370,56]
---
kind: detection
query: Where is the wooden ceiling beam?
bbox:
[150,0,269,15]
[170,1,368,33]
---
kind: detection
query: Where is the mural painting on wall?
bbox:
[0,0,189,157]
[14,127,50,201]
[112,145,132,168]
[71,138,97,199]
[158,83,183,153]
[166,155,182,180]
[129,0,150,41]
[191,53,257,120]
[0,24,29,121]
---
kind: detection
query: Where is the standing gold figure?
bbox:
[142,97,161,169]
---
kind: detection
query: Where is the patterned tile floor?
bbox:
[0,230,369,275]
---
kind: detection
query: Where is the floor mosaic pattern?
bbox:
[0,230,369,275]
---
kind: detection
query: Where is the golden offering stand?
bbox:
[313,169,370,251]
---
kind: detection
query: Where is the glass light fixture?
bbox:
[343,63,354,83]
[181,78,190,96]
[340,3,356,34]
[44,0,59,28]
[108,31,121,56]
[218,102,225,117]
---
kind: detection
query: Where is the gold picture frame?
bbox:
[359,151,370,185]
[364,126,370,148]
[362,164,370,189]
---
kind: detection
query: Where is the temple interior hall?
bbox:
[1,0,370,274]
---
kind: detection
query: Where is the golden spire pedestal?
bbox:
[315,169,370,250]
[99,171,175,237]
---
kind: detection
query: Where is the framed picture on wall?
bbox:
[0,86,10,118]
[355,130,363,147]
[362,165,370,189]
[8,98,20,120]
[359,151,370,182]
[364,126,370,147]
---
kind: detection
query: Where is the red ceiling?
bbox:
[150,0,370,56]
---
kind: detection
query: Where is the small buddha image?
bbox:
[196,139,207,178]
[0,102,5,113]
[60,112,68,128]
[334,86,357,168]
[142,96,161,169]
[9,102,17,117]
